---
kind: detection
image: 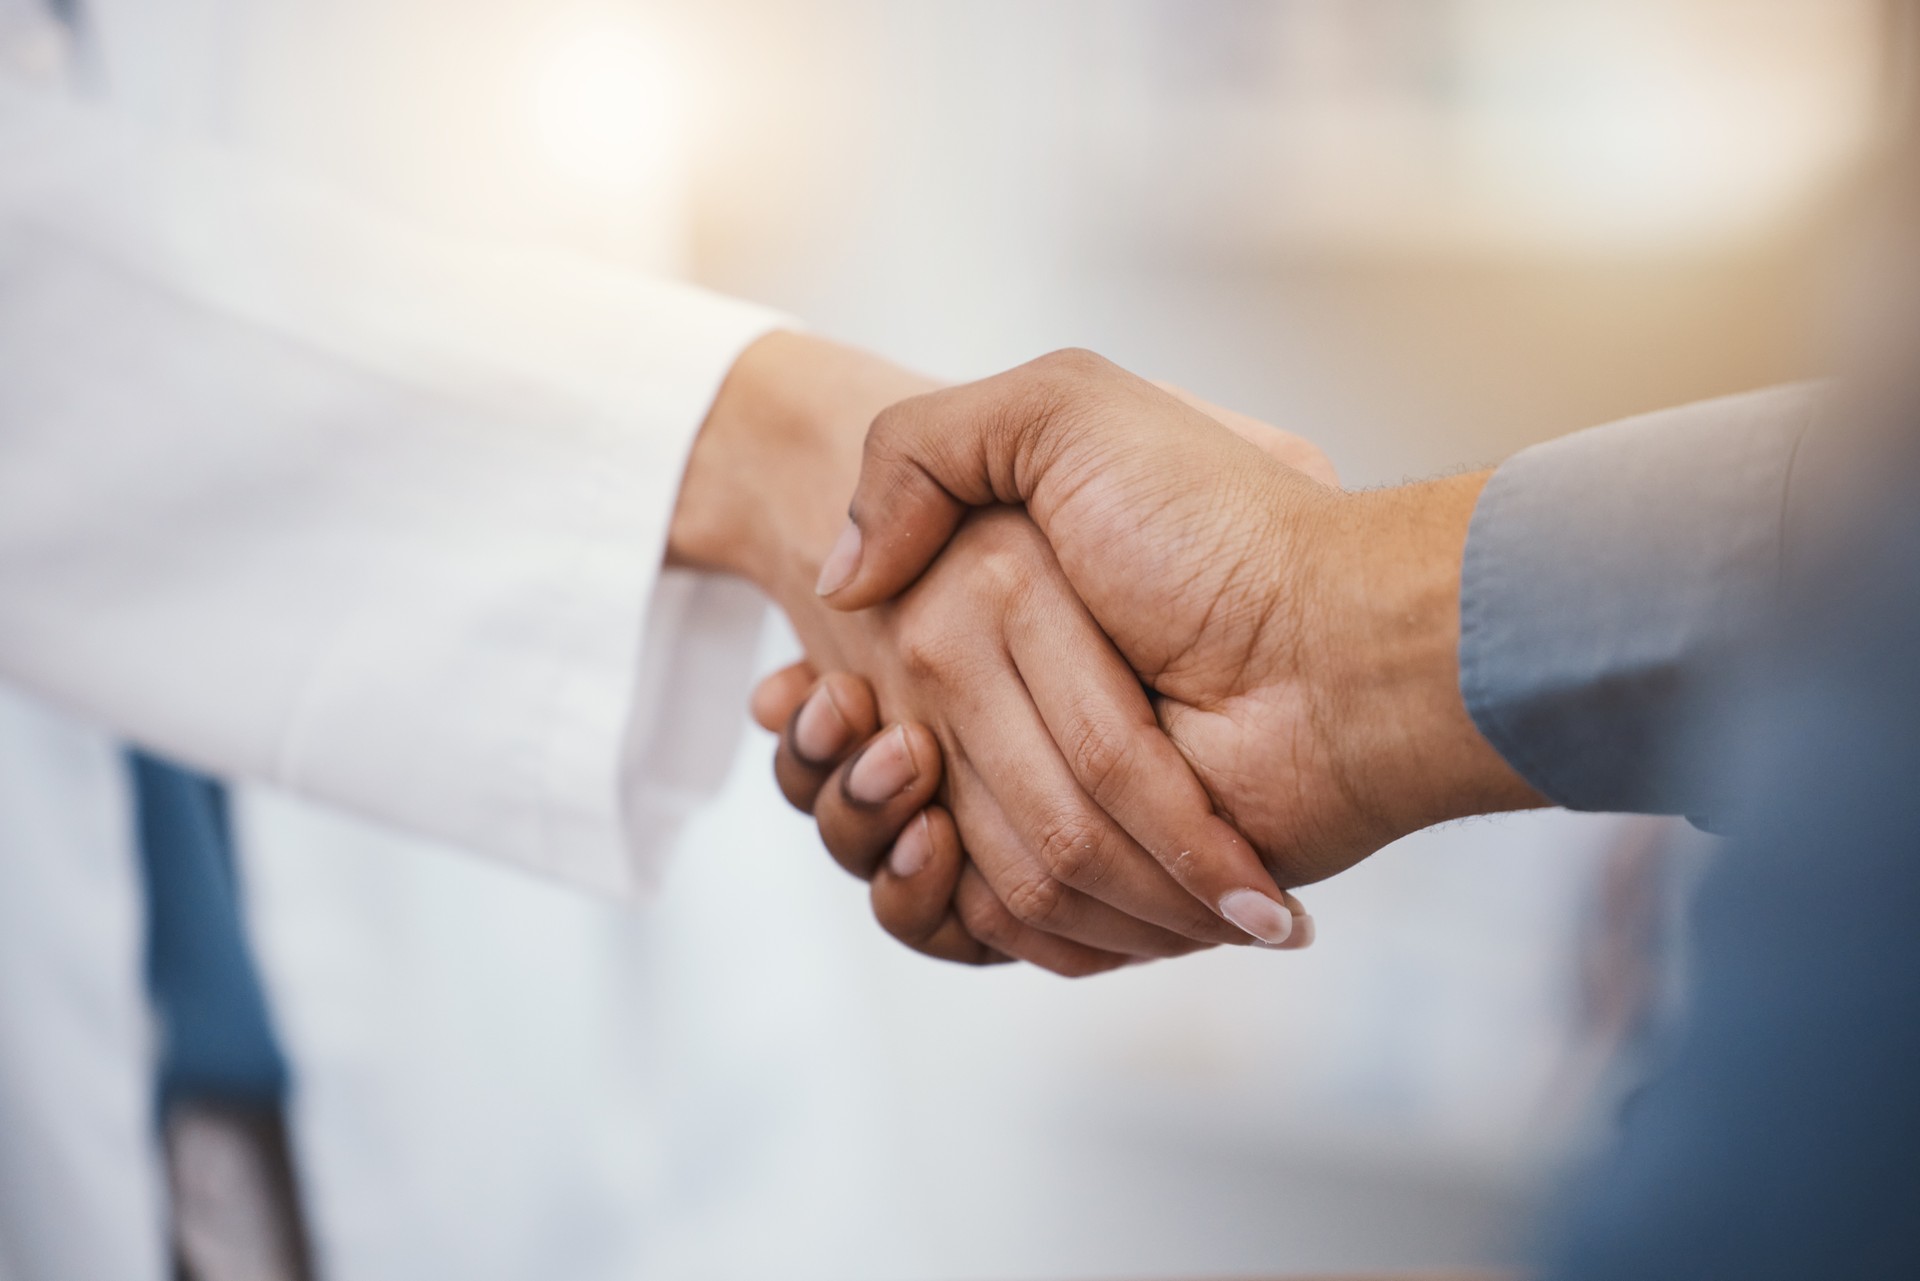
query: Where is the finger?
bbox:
[817,348,1132,610]
[751,661,819,732]
[773,673,878,814]
[1004,587,1299,946]
[956,679,1257,947]
[813,722,945,880]
[946,756,1223,958]
[918,838,1307,971]
[1152,381,1341,487]
[870,807,1007,966]
[951,862,1134,979]
[1274,890,1316,951]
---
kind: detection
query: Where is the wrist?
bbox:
[669,331,934,612]
[1315,472,1549,836]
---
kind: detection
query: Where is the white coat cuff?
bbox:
[523,307,785,899]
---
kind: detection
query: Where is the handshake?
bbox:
[673,332,1547,976]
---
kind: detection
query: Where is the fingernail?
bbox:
[847,725,917,804]
[1219,888,1293,946]
[887,813,932,878]
[815,521,863,596]
[792,687,850,763]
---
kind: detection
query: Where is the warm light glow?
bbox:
[526,19,686,198]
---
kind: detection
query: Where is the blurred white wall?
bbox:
[684,0,1878,476]
[641,2,1882,1275]
[197,2,1885,1275]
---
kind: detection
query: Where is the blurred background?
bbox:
[47,0,1894,1277]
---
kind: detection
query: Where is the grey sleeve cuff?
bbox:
[1459,383,1823,815]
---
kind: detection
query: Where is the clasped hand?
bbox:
[722,344,1542,977]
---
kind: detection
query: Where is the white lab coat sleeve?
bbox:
[0,75,787,897]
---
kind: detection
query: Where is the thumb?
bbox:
[817,351,1109,610]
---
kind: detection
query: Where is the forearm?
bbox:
[669,331,934,629]
[1318,384,1823,832]
[1313,472,1552,837]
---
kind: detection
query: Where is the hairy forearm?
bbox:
[1316,472,1550,833]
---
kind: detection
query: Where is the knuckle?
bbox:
[863,397,917,451]
[957,889,1018,951]
[894,611,957,683]
[1035,347,1110,383]
[950,509,1048,583]
[1034,808,1108,887]
[1064,718,1137,809]
[972,544,1034,604]
[1004,872,1070,929]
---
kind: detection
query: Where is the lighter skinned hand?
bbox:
[750,659,1313,970]
[814,350,1546,893]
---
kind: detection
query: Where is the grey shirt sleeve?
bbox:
[1458,383,1823,815]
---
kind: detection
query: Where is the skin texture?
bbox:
[808,349,1549,900]
[668,332,1317,974]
